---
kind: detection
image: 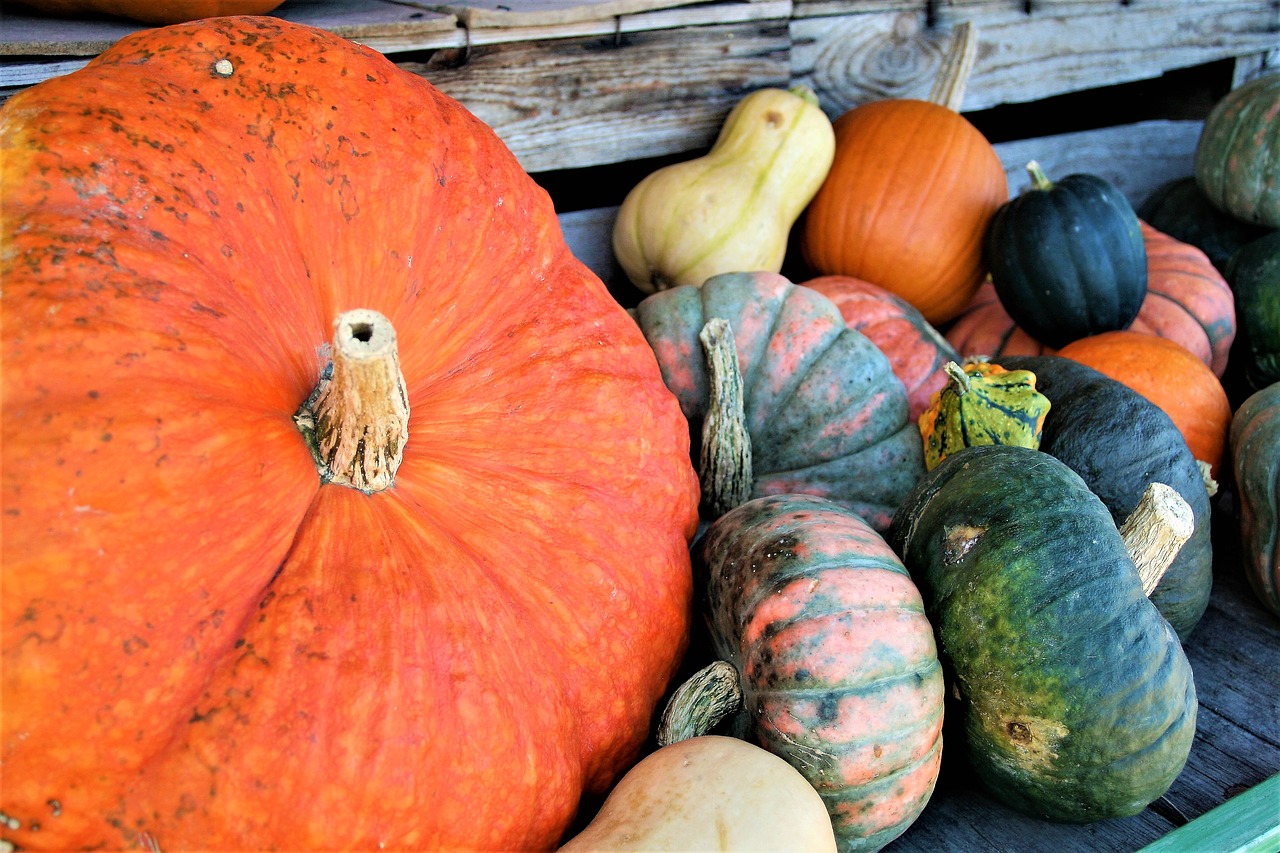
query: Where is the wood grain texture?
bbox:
[792,0,1280,117]
[404,21,791,172]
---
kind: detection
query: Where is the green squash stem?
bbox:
[1120,482,1195,597]
[1025,160,1054,192]
[927,20,978,111]
[699,319,754,518]
[656,660,743,747]
[294,309,410,494]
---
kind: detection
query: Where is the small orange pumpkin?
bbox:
[1057,331,1233,480]
[798,24,1008,325]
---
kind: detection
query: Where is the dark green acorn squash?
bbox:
[1225,230,1280,396]
[633,270,924,530]
[1000,354,1213,639]
[985,162,1147,349]
[1139,176,1273,273]
[887,444,1198,824]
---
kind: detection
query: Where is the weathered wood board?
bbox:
[791,0,1280,116]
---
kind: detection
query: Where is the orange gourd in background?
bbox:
[799,23,1008,325]
[0,17,699,851]
[1056,331,1232,480]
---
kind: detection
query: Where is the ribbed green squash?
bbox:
[1225,230,1280,396]
[887,445,1197,823]
[985,162,1147,349]
[1000,355,1213,640]
[693,493,945,852]
[1139,176,1273,273]
[1230,381,1280,617]
[1195,74,1280,228]
[917,360,1050,471]
[633,271,924,530]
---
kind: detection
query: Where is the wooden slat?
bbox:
[434,0,719,28]
[791,0,1280,116]
[404,20,791,173]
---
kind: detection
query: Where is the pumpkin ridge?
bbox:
[745,658,943,696]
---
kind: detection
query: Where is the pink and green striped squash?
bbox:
[696,493,945,851]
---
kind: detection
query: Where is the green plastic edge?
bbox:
[1137,774,1280,853]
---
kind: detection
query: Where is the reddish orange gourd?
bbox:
[798,25,1008,326]
[803,275,960,421]
[0,18,699,852]
[947,223,1237,378]
[1057,331,1233,480]
[13,0,283,23]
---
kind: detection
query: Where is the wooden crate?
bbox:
[2,1,1278,850]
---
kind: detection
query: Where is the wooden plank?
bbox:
[404,20,791,173]
[434,0,722,29]
[559,118,1203,288]
[791,0,1280,117]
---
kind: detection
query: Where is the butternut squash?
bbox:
[612,86,835,293]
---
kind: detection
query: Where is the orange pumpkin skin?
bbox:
[13,0,283,24]
[946,224,1237,378]
[799,99,1008,326]
[1056,331,1233,479]
[0,17,699,852]
[803,274,960,422]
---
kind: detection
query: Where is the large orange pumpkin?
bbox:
[1057,331,1233,481]
[798,25,1008,326]
[0,17,700,852]
[12,0,283,24]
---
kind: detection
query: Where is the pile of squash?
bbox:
[0,12,1276,853]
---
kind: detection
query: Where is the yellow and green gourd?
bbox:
[918,360,1051,470]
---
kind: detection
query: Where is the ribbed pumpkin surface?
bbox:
[888,445,1197,823]
[1230,381,1280,617]
[803,274,960,422]
[634,271,924,531]
[1195,73,1280,228]
[698,494,944,852]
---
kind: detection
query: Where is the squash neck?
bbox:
[294,309,410,494]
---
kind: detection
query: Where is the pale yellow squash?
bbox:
[611,86,835,294]
[558,735,837,852]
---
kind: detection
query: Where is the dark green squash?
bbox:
[1195,73,1280,228]
[1230,381,1280,617]
[1000,354,1213,640]
[1225,230,1280,396]
[1139,176,1273,273]
[633,270,925,530]
[985,162,1147,349]
[887,444,1198,824]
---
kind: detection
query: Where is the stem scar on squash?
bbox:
[943,524,986,565]
[212,59,234,78]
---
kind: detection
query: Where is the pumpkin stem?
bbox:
[943,360,972,395]
[928,21,978,111]
[699,318,754,518]
[787,83,821,108]
[1119,482,1195,597]
[656,660,743,747]
[1025,160,1054,192]
[294,309,410,494]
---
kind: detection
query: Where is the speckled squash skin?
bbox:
[634,271,925,531]
[887,445,1197,823]
[803,275,961,422]
[0,18,700,852]
[697,494,945,852]
[1230,381,1280,617]
[1000,356,1214,640]
[917,361,1051,471]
